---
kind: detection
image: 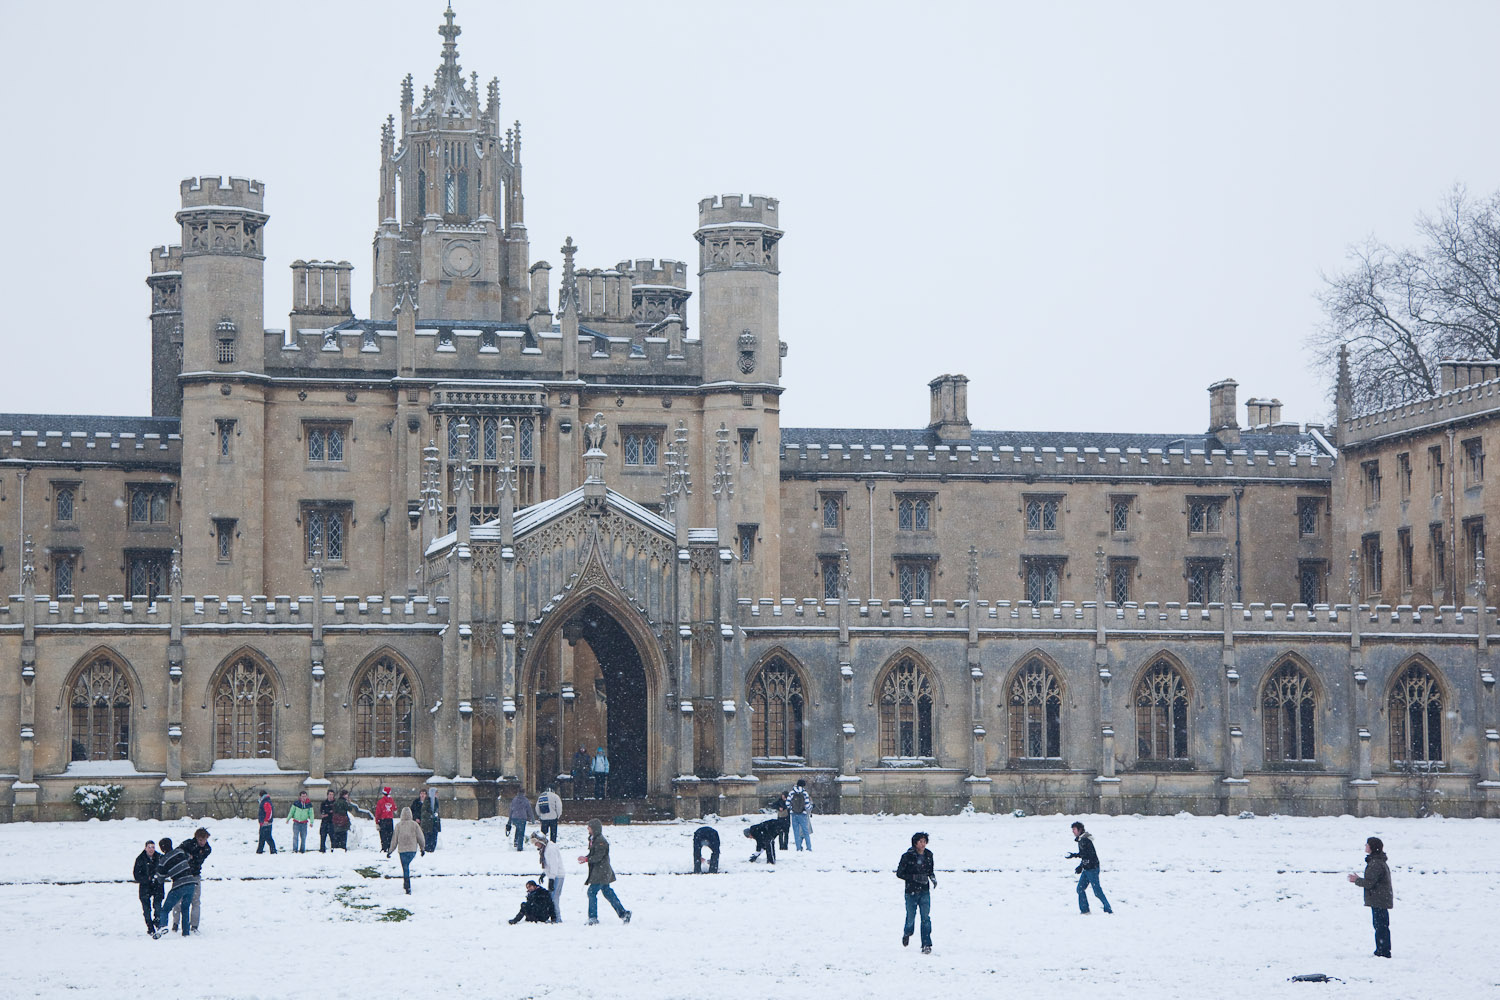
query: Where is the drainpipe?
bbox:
[1448,427,1458,599]
[866,480,876,601]
[16,469,26,591]
[1232,486,1244,603]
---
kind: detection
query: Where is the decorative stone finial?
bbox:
[1348,548,1359,603]
[452,418,474,499]
[1221,548,1235,604]
[559,238,580,315]
[1475,545,1486,597]
[422,441,441,514]
[1094,546,1106,596]
[712,422,733,499]
[839,543,852,599]
[20,535,34,590]
[497,419,517,499]
[583,413,608,488]
[970,546,982,595]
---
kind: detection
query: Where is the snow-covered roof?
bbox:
[425,485,676,558]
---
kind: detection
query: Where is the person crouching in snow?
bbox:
[388,806,425,894]
[1067,821,1113,915]
[693,825,720,873]
[508,880,557,924]
[744,818,779,865]
[896,831,936,953]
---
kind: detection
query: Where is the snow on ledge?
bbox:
[199,758,303,775]
[62,760,146,777]
[348,756,427,773]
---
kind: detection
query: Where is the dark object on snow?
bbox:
[1288,973,1344,983]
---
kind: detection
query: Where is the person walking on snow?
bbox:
[693,825,720,873]
[785,779,814,851]
[287,791,314,853]
[507,790,538,851]
[132,839,163,935]
[1348,835,1394,957]
[374,787,398,853]
[152,837,199,938]
[896,831,936,953]
[536,786,563,842]
[744,818,779,865]
[578,818,631,924]
[532,831,565,921]
[591,747,610,800]
[255,791,277,854]
[172,827,211,934]
[1068,821,1113,915]
[388,805,425,894]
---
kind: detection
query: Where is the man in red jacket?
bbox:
[375,787,397,853]
[256,791,278,854]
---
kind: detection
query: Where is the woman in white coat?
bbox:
[532,831,565,922]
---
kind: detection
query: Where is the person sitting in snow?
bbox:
[508,879,558,924]
[744,818,779,865]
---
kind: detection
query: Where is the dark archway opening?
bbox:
[567,605,649,799]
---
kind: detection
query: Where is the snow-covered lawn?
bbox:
[3,810,1495,999]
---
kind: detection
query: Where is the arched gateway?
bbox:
[424,417,735,811]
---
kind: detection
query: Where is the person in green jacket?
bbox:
[287,791,315,853]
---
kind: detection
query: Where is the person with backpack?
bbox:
[506,789,538,851]
[591,747,610,799]
[896,831,936,953]
[785,779,814,851]
[287,791,314,853]
[152,837,200,938]
[1067,821,1113,915]
[536,786,563,842]
[1347,835,1394,957]
[132,839,163,934]
[255,791,277,854]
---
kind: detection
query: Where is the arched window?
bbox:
[444,170,456,213]
[213,657,275,760]
[356,657,415,758]
[1262,661,1316,762]
[1389,663,1443,765]
[1009,658,1062,760]
[1135,659,1189,761]
[748,658,804,758]
[69,655,131,762]
[879,657,934,759]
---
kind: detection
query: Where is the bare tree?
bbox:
[1312,186,1500,414]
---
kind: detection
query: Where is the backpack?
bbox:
[789,788,807,814]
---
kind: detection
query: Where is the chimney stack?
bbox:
[1208,379,1239,447]
[928,374,971,440]
[1245,397,1282,428]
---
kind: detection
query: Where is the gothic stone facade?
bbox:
[1,8,1498,821]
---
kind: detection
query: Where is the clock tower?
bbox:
[371,4,530,323]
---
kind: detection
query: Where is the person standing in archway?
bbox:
[571,746,591,800]
[591,747,610,800]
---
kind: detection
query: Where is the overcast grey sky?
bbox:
[3,1,1499,434]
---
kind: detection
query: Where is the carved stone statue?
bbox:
[584,412,607,453]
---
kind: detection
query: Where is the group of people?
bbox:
[504,786,563,851]
[737,778,816,867]
[569,747,613,800]
[131,827,212,938]
[505,818,631,926]
[247,787,443,857]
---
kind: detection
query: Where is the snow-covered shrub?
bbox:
[72,783,125,820]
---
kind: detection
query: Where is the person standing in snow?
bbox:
[693,825,720,874]
[571,746,591,800]
[255,791,277,854]
[1347,835,1394,957]
[578,818,631,924]
[172,827,211,934]
[132,839,163,934]
[374,787,397,853]
[536,786,563,842]
[744,817,779,865]
[508,880,558,924]
[418,789,441,851]
[331,790,369,850]
[1067,821,1113,915]
[152,837,200,938]
[388,805,426,894]
[506,789,538,851]
[895,831,935,953]
[532,831,565,921]
[318,789,337,852]
[774,796,791,852]
[785,779,814,852]
[591,747,611,800]
[287,791,314,853]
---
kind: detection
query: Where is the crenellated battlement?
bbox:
[1344,372,1500,447]
[0,593,448,630]
[620,259,688,288]
[780,441,1333,481]
[180,176,266,211]
[149,245,182,274]
[0,424,181,464]
[697,193,780,229]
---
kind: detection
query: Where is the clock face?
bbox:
[444,242,478,276]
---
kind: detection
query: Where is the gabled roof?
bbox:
[425,485,675,557]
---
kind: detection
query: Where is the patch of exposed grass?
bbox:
[378,908,413,922]
[354,866,382,879]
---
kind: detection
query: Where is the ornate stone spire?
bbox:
[497,419,517,500]
[421,441,442,513]
[670,421,691,501]
[559,237,580,316]
[1221,548,1235,605]
[1348,548,1359,604]
[438,3,462,77]
[20,535,34,591]
[712,423,733,499]
[971,546,983,595]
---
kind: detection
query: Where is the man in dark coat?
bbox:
[744,818,778,865]
[1348,835,1394,957]
[152,837,199,938]
[571,746,591,801]
[1067,821,1113,914]
[173,828,211,934]
[132,840,162,934]
[693,826,720,873]
[318,789,337,852]
[896,831,936,953]
[507,880,558,924]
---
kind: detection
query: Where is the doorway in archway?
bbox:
[558,605,649,799]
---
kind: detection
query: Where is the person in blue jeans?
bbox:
[387,806,426,894]
[1068,821,1113,914]
[578,818,631,925]
[895,831,935,953]
[152,837,200,938]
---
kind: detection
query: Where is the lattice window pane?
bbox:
[624,435,640,466]
[1042,500,1058,531]
[308,427,325,462]
[913,499,929,531]
[483,417,498,462]
[55,557,73,597]
[326,513,344,561]
[327,427,344,462]
[898,499,913,532]
[56,488,74,522]
[1112,500,1129,533]
[642,435,658,466]
[130,490,149,523]
[1111,563,1131,604]
[822,496,840,529]
[518,417,534,461]
[823,562,840,601]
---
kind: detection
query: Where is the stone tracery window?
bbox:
[879,657,934,759]
[69,655,132,762]
[748,658,804,758]
[356,657,415,758]
[1009,659,1062,760]
[1389,662,1443,766]
[1262,661,1316,763]
[213,657,276,760]
[1135,659,1189,762]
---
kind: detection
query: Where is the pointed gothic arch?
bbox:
[746,649,809,760]
[62,648,138,763]
[1131,653,1192,763]
[1386,657,1446,766]
[874,649,940,761]
[1259,654,1320,764]
[1005,651,1065,762]
[206,648,281,761]
[350,649,421,760]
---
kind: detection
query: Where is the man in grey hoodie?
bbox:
[1348,835,1394,957]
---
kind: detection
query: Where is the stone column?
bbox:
[964,546,992,811]
[163,552,188,816]
[1092,548,1120,810]
[13,539,38,818]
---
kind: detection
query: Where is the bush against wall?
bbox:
[72,784,125,820]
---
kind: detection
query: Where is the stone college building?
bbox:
[2,7,1498,821]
